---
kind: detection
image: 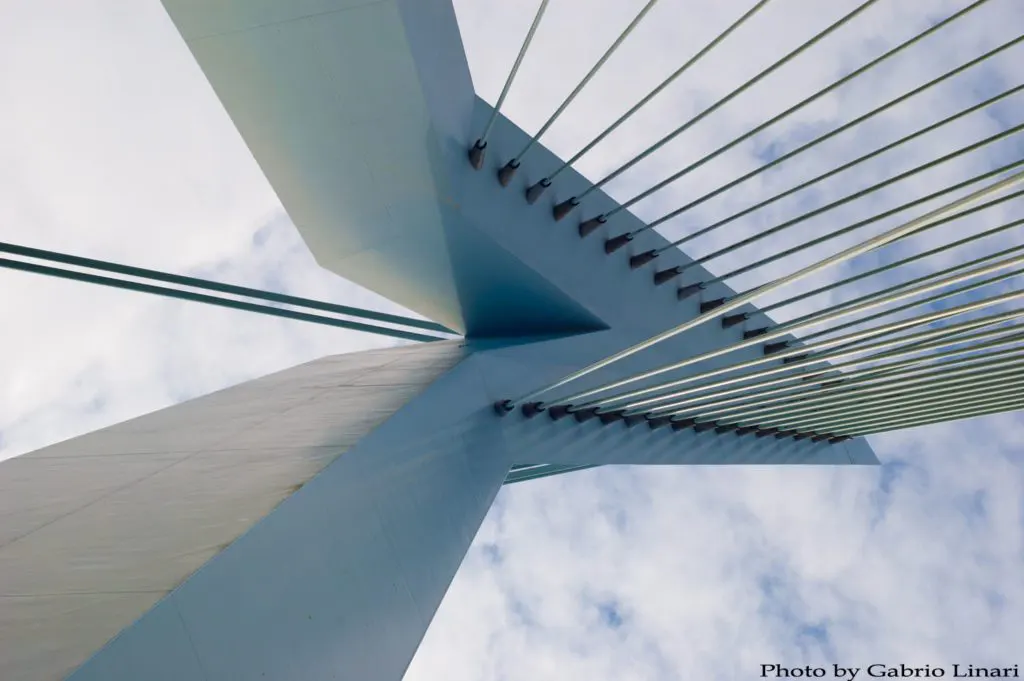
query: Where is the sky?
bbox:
[1,0,1023,679]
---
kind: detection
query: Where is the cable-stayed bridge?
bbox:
[0,0,1020,679]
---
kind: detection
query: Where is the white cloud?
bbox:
[1,0,1022,678]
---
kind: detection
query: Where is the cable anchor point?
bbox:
[468,140,487,170]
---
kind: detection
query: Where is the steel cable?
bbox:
[551,0,883,213]
[505,170,1024,407]
[469,0,552,168]
[572,0,996,225]
[602,36,1024,245]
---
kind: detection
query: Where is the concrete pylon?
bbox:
[0,2,878,679]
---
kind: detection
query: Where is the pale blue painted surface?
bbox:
[0,0,879,678]
[62,339,870,681]
[0,343,467,681]
[156,0,783,343]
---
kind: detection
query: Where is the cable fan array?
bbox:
[473,0,1024,444]
[4,0,1021,470]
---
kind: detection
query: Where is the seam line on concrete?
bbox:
[173,594,211,681]
[184,0,388,43]
[1,377,365,550]
[0,453,196,552]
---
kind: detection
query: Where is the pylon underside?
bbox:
[19,0,1024,678]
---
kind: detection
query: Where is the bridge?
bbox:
[0,0,1020,679]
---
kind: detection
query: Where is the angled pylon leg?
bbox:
[1,341,514,681]
[1,334,879,681]
[156,0,607,339]
[0,0,883,676]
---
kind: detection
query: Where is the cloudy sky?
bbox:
[1,0,1023,678]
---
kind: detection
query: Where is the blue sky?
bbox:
[1,0,1022,679]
